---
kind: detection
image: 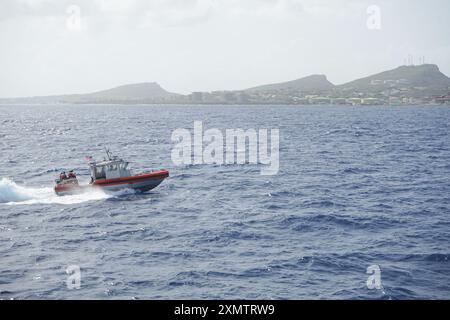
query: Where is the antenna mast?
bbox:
[105,147,112,160]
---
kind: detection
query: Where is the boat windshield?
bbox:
[119,162,128,170]
[94,166,106,179]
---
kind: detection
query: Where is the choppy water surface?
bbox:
[0,104,449,299]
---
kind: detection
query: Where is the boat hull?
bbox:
[54,170,169,196]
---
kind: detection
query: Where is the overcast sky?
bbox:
[0,0,449,97]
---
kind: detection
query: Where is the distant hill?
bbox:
[339,64,450,91]
[1,82,178,104]
[1,64,449,105]
[83,82,178,100]
[246,74,335,92]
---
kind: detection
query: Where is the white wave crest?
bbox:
[0,178,112,205]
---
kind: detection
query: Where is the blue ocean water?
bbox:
[0,104,449,299]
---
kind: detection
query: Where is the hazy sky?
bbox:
[1,0,449,97]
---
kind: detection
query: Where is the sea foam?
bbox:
[0,178,111,205]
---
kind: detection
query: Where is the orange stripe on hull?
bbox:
[93,170,169,186]
[54,170,169,195]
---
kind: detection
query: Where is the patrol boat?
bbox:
[54,150,169,196]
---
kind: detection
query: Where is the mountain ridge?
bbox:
[83,82,178,99]
[1,64,449,104]
[246,74,335,92]
[338,64,450,90]
[1,82,178,103]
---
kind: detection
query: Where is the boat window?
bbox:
[95,166,106,179]
[119,162,128,170]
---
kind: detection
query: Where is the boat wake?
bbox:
[0,178,113,205]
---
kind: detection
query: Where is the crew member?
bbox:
[60,172,67,180]
[68,170,76,179]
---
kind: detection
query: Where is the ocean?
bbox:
[0,104,449,299]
